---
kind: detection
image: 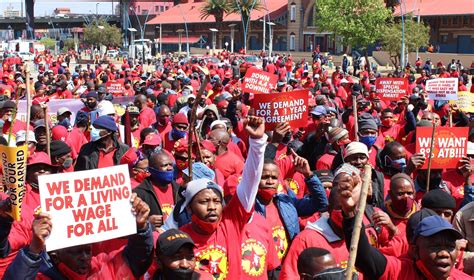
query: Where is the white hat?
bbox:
[57,107,71,116]
[210,120,227,130]
[98,101,116,116]
[16,130,36,144]
[344,142,369,159]
[467,141,474,155]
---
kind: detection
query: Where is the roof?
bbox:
[159,35,202,44]
[394,0,474,17]
[147,0,287,25]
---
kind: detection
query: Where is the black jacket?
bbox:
[133,177,183,216]
[75,136,129,171]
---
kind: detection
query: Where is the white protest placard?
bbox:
[39,165,136,251]
[426,78,458,101]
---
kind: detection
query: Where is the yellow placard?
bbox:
[0,145,28,221]
[450,91,474,113]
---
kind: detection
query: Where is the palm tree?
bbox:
[200,0,231,49]
[230,0,264,51]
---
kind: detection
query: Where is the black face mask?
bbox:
[161,268,194,280]
[87,101,97,109]
[430,173,443,188]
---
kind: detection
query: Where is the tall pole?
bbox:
[416,11,420,60]
[400,0,405,69]
[96,3,99,17]
[262,17,266,52]
[159,23,162,55]
[268,23,274,57]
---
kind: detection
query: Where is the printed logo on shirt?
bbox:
[272,226,288,260]
[384,135,395,143]
[196,245,228,280]
[284,178,299,194]
[161,203,174,220]
[241,239,267,277]
[276,183,284,194]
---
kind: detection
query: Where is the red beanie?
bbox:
[172,113,189,125]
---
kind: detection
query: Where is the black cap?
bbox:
[50,140,72,158]
[421,189,456,210]
[315,170,334,183]
[2,100,16,109]
[156,229,195,257]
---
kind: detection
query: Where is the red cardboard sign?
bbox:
[253,89,308,131]
[106,80,124,95]
[242,68,278,94]
[375,78,408,102]
[416,127,469,169]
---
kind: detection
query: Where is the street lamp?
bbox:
[209,28,218,55]
[128,27,137,60]
[225,42,229,50]
[155,24,162,56]
[177,29,184,55]
[228,24,236,53]
[96,3,100,17]
[259,18,266,52]
[129,6,151,62]
[267,22,275,58]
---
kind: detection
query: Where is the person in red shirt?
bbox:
[51,80,72,99]
[162,113,188,153]
[120,148,150,189]
[134,94,156,128]
[297,248,353,279]
[49,140,74,173]
[1,100,28,137]
[66,111,89,159]
[208,128,244,179]
[200,140,225,186]
[127,105,144,148]
[133,150,179,231]
[153,105,172,139]
[315,127,349,170]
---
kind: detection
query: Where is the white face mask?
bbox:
[90,127,107,142]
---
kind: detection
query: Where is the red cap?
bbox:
[120,148,138,166]
[217,100,228,109]
[51,125,68,142]
[172,113,189,125]
[200,140,216,153]
[28,152,54,166]
[143,133,161,146]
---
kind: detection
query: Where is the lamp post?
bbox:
[229,23,236,53]
[225,41,229,51]
[259,18,266,52]
[400,0,405,70]
[128,27,137,60]
[130,6,151,62]
[209,28,218,55]
[155,24,162,56]
[267,22,275,58]
[177,29,184,55]
[96,3,99,17]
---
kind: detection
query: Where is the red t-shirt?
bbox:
[215,151,244,179]
[67,127,88,159]
[379,124,404,143]
[265,202,289,262]
[138,107,157,128]
[240,213,280,279]
[152,185,175,220]
[98,149,116,168]
[180,196,252,280]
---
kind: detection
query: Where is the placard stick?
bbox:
[353,95,359,141]
[345,164,372,280]
[43,106,51,157]
[425,121,437,191]
[25,64,31,146]
[448,109,453,127]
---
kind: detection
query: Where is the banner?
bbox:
[426,78,458,101]
[449,91,474,113]
[0,145,27,221]
[106,80,125,95]
[253,89,308,131]
[242,68,278,94]
[39,165,136,251]
[416,127,468,169]
[375,78,408,102]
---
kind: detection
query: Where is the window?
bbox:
[290,32,295,50]
[452,17,459,25]
[441,34,448,43]
[142,9,148,15]
[155,6,159,12]
[290,3,296,22]
[161,6,165,12]
[441,17,448,25]
[463,16,469,25]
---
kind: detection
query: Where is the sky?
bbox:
[0,0,118,16]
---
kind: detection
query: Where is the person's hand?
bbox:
[244,116,265,139]
[293,129,304,140]
[148,215,163,230]
[406,153,426,174]
[272,122,291,144]
[30,212,52,254]
[231,88,242,101]
[130,193,150,230]
[458,157,472,179]
[372,211,398,236]
[337,172,362,217]
[290,149,312,178]
[0,198,13,222]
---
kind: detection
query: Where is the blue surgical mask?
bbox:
[384,155,406,172]
[359,135,377,149]
[148,166,174,185]
[58,118,71,129]
[90,127,106,142]
[171,128,187,140]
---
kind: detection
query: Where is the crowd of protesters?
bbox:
[0,47,472,280]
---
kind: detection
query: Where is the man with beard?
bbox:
[79,91,99,113]
[154,229,212,279]
[75,115,129,171]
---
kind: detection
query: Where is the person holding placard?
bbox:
[3,194,154,280]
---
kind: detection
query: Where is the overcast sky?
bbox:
[1,0,117,16]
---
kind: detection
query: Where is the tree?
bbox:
[83,19,122,48]
[39,37,56,50]
[381,16,430,68]
[384,0,399,11]
[200,0,231,49]
[230,0,264,51]
[62,38,75,51]
[316,0,392,71]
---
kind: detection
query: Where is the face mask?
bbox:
[381,118,394,127]
[191,214,221,234]
[62,158,73,169]
[171,128,187,140]
[325,188,331,199]
[384,156,406,172]
[415,259,439,280]
[313,267,347,280]
[161,267,194,280]
[391,196,415,215]
[330,209,344,229]
[7,116,12,123]
[148,166,174,185]
[87,101,97,109]
[90,127,106,142]
[159,116,170,126]
[57,262,87,280]
[176,159,188,171]
[257,187,276,203]
[359,135,377,149]
[58,118,71,129]
[134,170,150,183]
